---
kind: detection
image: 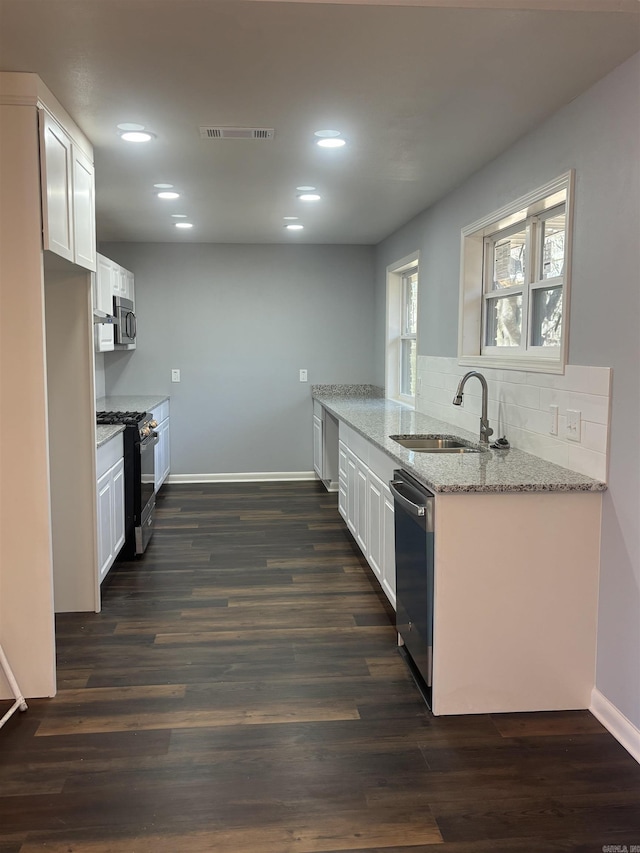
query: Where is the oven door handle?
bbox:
[140,432,159,450]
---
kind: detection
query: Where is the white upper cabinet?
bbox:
[110,260,135,305]
[72,144,96,270]
[96,254,115,315]
[40,110,73,262]
[123,269,135,303]
[93,255,115,352]
[39,108,96,271]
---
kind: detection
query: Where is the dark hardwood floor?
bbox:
[1,481,639,852]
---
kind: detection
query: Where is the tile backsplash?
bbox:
[416,356,611,482]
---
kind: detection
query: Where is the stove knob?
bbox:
[140,426,150,438]
[149,420,158,429]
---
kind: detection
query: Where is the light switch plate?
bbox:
[299,369,308,382]
[549,404,559,436]
[171,369,181,383]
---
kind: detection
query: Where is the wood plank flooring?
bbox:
[1,481,639,852]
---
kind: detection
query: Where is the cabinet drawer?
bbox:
[150,399,170,424]
[368,444,396,485]
[96,432,124,479]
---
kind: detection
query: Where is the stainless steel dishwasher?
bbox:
[389,469,435,708]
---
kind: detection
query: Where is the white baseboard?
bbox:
[591,687,640,764]
[167,471,316,484]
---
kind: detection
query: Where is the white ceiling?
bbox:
[1,0,638,244]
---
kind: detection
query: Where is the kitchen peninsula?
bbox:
[313,385,605,716]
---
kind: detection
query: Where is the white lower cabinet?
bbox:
[312,402,339,490]
[355,459,368,553]
[367,471,384,581]
[338,443,348,521]
[313,414,323,478]
[381,485,396,608]
[151,400,170,492]
[338,428,396,609]
[155,417,170,491]
[96,435,125,582]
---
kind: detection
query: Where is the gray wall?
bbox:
[101,243,375,476]
[374,53,640,730]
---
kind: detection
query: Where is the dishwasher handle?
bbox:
[389,479,426,517]
[391,473,433,512]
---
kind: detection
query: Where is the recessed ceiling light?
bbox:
[171,214,188,218]
[157,191,180,200]
[296,186,316,192]
[314,130,341,138]
[154,183,174,189]
[283,216,299,221]
[285,224,304,231]
[120,130,155,143]
[297,193,321,202]
[175,222,193,229]
[316,137,346,148]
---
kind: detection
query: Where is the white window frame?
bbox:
[386,251,419,405]
[458,170,574,374]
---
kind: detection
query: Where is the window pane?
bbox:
[541,212,566,280]
[401,338,416,396]
[531,286,562,347]
[485,294,522,347]
[403,272,418,334]
[492,228,526,290]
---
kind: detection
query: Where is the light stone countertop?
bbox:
[96,395,169,413]
[313,392,607,494]
[96,424,125,449]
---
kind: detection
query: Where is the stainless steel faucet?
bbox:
[452,371,494,445]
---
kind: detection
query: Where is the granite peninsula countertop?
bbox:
[312,390,606,494]
[96,424,125,449]
[95,396,169,450]
[96,395,169,413]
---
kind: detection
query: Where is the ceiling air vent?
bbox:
[199,126,275,140]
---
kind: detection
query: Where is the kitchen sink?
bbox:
[389,434,483,453]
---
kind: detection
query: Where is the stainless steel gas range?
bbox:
[96,410,159,557]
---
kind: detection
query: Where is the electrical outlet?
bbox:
[299,369,308,382]
[171,369,181,383]
[566,408,581,442]
[549,404,559,436]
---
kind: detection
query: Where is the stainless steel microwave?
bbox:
[113,296,136,346]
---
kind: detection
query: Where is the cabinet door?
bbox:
[161,420,170,486]
[313,415,323,478]
[96,470,113,581]
[111,458,126,557]
[382,486,396,608]
[95,320,115,353]
[154,424,163,493]
[39,110,73,261]
[338,442,348,521]
[154,418,171,492]
[110,264,125,297]
[72,145,96,270]
[123,269,135,303]
[346,451,357,538]
[367,471,384,580]
[355,459,368,554]
[96,255,114,314]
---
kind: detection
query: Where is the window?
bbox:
[400,269,418,396]
[386,252,419,404]
[459,171,573,373]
